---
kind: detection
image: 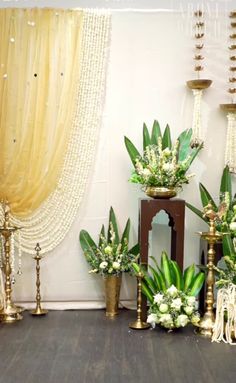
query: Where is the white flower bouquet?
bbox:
[79,207,139,276]
[132,251,205,330]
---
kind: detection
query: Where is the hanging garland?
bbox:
[0,10,111,255]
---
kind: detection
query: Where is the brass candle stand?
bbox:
[129,271,150,330]
[30,243,48,316]
[0,202,23,323]
[197,203,222,337]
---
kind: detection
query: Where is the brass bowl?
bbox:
[220,103,236,113]
[186,79,212,90]
[145,186,177,199]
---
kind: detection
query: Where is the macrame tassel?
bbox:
[212,284,236,345]
[191,89,203,147]
[225,113,236,173]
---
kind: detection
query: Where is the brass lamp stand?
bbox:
[197,203,222,337]
[0,203,23,323]
[30,243,48,316]
[129,272,150,330]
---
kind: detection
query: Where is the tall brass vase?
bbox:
[104,274,122,317]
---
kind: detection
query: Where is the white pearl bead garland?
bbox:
[191,89,203,145]
[225,113,236,173]
[0,10,111,255]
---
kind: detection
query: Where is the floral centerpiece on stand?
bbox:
[79,207,139,317]
[124,120,203,199]
[133,251,205,330]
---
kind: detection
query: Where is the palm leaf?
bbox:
[107,207,120,245]
[162,124,172,149]
[121,218,130,251]
[148,264,161,291]
[185,202,208,223]
[177,129,192,161]
[98,225,106,247]
[199,183,217,211]
[128,243,140,256]
[183,264,195,292]
[161,251,172,287]
[188,272,205,296]
[150,256,166,291]
[79,230,98,256]
[141,281,154,303]
[124,136,141,167]
[222,233,236,256]
[170,260,184,290]
[143,123,151,151]
[151,120,161,145]
[220,166,232,203]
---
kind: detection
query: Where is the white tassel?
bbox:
[191,89,203,146]
[225,113,236,174]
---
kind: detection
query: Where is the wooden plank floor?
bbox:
[0,309,235,383]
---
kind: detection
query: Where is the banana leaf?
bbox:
[79,230,98,256]
[222,233,236,257]
[161,251,172,287]
[170,260,184,290]
[162,124,172,150]
[124,136,141,167]
[199,183,217,211]
[107,207,120,245]
[183,264,195,292]
[151,120,161,145]
[120,218,130,251]
[98,225,106,247]
[188,272,205,296]
[143,123,151,151]
[177,129,192,161]
[220,165,232,203]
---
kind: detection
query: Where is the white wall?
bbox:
[1,0,236,305]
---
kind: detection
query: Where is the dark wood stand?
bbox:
[139,198,185,320]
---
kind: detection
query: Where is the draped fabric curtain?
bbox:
[0,8,83,216]
[0,8,111,254]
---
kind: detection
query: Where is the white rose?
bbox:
[163,148,171,157]
[142,168,151,177]
[99,261,108,269]
[159,303,169,313]
[167,285,178,297]
[104,246,112,255]
[230,222,236,231]
[184,306,194,315]
[176,314,189,328]
[154,293,164,304]
[163,163,174,172]
[186,296,196,306]
[147,313,158,328]
[112,261,120,270]
[159,313,172,323]
[171,298,182,311]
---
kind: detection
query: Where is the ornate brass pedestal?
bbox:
[0,203,23,323]
[129,272,150,330]
[197,203,222,337]
[30,244,48,316]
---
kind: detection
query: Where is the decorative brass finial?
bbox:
[129,271,150,330]
[30,243,48,316]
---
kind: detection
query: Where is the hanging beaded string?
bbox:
[228,11,236,104]
[194,9,205,79]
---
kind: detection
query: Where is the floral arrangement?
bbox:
[79,207,139,276]
[186,166,236,251]
[124,121,202,190]
[133,251,205,330]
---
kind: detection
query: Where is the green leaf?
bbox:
[98,225,106,247]
[184,143,203,169]
[199,183,217,210]
[124,136,141,167]
[121,218,130,251]
[148,264,161,291]
[183,264,195,292]
[143,123,151,151]
[170,260,184,290]
[151,120,161,145]
[222,233,236,257]
[185,202,208,223]
[128,243,140,256]
[177,129,192,161]
[188,272,205,296]
[107,207,120,245]
[220,166,232,202]
[141,281,154,304]
[150,256,166,291]
[79,230,97,256]
[161,251,172,287]
[162,124,172,149]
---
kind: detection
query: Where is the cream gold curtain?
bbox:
[0,8,83,216]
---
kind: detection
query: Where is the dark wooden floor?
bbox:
[0,309,235,383]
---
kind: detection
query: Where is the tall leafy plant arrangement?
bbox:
[124,121,202,190]
[132,251,205,329]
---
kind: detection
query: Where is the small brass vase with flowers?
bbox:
[80,207,139,317]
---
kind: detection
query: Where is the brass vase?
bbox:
[145,186,177,199]
[104,274,122,317]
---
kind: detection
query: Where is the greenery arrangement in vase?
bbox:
[133,251,205,330]
[124,120,203,198]
[79,207,139,316]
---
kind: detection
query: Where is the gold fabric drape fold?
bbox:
[0,8,83,216]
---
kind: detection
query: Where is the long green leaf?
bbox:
[171,260,184,290]
[148,264,161,291]
[222,233,236,256]
[141,281,154,303]
[161,251,172,287]
[220,166,232,203]
[177,129,192,161]
[188,272,205,296]
[184,264,195,292]
[98,225,106,247]
[121,218,130,251]
[124,136,141,167]
[151,120,161,145]
[128,243,140,256]
[185,202,207,223]
[143,123,151,151]
[150,256,166,291]
[79,230,97,256]
[162,124,172,149]
[184,143,203,169]
[199,183,217,211]
[107,207,120,245]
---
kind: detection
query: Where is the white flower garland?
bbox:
[191,89,203,146]
[225,113,236,174]
[0,10,111,255]
[212,284,236,345]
